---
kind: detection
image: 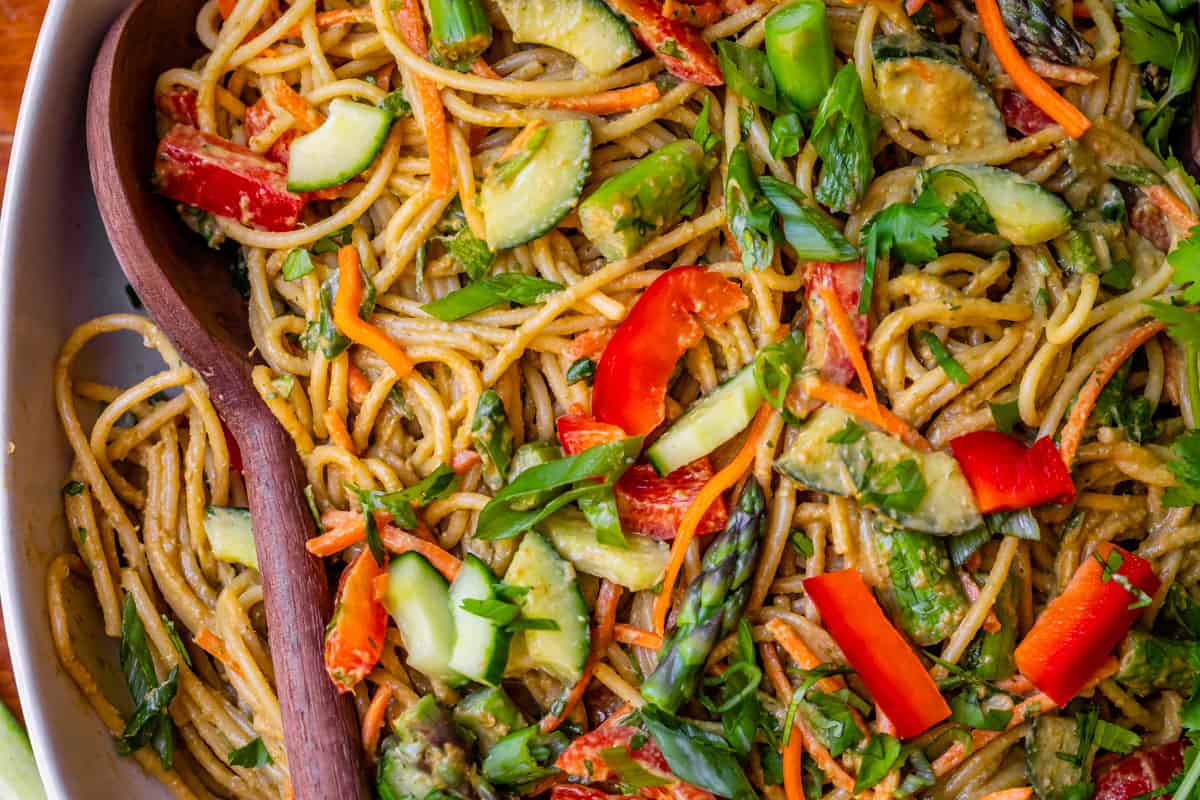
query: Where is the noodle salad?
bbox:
[46,0,1200,797]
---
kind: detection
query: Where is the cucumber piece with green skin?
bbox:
[448,555,511,686]
[481,119,592,251]
[537,508,669,591]
[204,506,257,569]
[1026,715,1094,800]
[922,165,1072,245]
[1114,630,1200,695]
[384,552,461,684]
[0,703,46,800]
[454,687,528,753]
[775,406,983,535]
[962,571,1019,680]
[646,365,761,476]
[579,139,717,261]
[507,441,563,511]
[503,531,589,683]
[872,34,1007,152]
[287,98,393,192]
[379,696,491,799]
[875,527,968,646]
[493,0,639,76]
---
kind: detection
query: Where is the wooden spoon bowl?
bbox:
[86,2,369,797]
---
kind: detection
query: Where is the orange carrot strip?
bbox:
[195,627,229,664]
[394,0,453,197]
[804,378,930,451]
[1144,184,1200,234]
[380,525,460,580]
[323,407,358,455]
[219,0,238,18]
[348,364,371,405]
[819,286,879,421]
[334,246,415,379]
[766,618,841,692]
[612,623,663,650]
[470,58,502,79]
[1058,320,1166,465]
[976,0,1090,138]
[782,720,805,800]
[271,81,324,132]
[286,8,374,36]
[541,581,624,733]
[932,729,999,776]
[306,522,368,557]
[451,450,481,474]
[980,790,1033,800]
[995,673,1036,694]
[361,685,393,760]
[654,404,773,634]
[549,83,663,114]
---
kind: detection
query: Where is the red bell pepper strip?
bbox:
[552,788,638,800]
[155,87,199,127]
[1001,90,1057,136]
[949,431,1075,513]
[802,569,951,738]
[805,260,869,388]
[1015,543,1160,707]
[604,0,725,86]
[592,266,748,436]
[242,97,298,165]
[556,413,728,540]
[555,725,717,800]
[1094,740,1187,800]
[153,124,306,232]
[323,548,389,693]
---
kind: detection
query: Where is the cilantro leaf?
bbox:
[1167,225,1200,304]
[441,227,495,282]
[228,737,274,768]
[859,187,949,313]
[1163,429,1200,507]
[948,190,998,234]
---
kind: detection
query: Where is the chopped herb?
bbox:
[859,185,949,313]
[716,41,780,112]
[566,357,596,386]
[161,615,192,668]
[1092,362,1159,443]
[491,125,549,185]
[311,225,354,255]
[76,527,88,544]
[760,177,857,262]
[990,400,1020,433]
[769,113,803,160]
[631,705,758,800]
[809,64,879,214]
[347,465,458,563]
[726,143,778,271]
[790,530,815,558]
[657,39,684,59]
[753,329,806,410]
[271,374,295,399]
[228,737,274,768]
[1094,719,1141,754]
[947,190,998,234]
[118,595,178,769]
[1036,287,1052,307]
[1163,429,1200,507]
[858,455,927,513]
[441,227,495,281]
[422,273,563,321]
[1093,549,1154,609]
[1102,259,1135,291]
[854,734,902,792]
[827,418,866,444]
[919,331,970,385]
[63,480,86,496]
[379,90,411,118]
[282,248,314,280]
[949,689,1013,731]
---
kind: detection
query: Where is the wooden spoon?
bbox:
[85,2,370,797]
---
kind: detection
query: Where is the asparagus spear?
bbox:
[429,0,493,68]
[875,528,969,647]
[471,390,513,491]
[1114,630,1200,695]
[454,687,528,754]
[764,1,836,112]
[641,479,765,712]
[578,139,717,260]
[377,695,495,799]
[994,0,1094,66]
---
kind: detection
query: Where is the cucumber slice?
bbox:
[287,98,393,192]
[874,528,967,646]
[1026,715,1094,800]
[538,509,669,591]
[503,532,589,683]
[873,34,1007,152]
[508,441,563,511]
[204,506,257,570]
[454,688,528,753]
[448,555,511,687]
[646,365,761,476]
[481,119,592,251]
[384,552,460,684]
[0,704,46,800]
[493,0,639,76]
[922,164,1072,245]
[774,406,983,535]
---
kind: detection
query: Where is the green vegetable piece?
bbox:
[999,0,1094,65]
[717,40,780,112]
[228,737,273,768]
[454,688,529,754]
[538,508,669,591]
[642,480,765,712]
[422,273,563,321]
[506,441,564,511]
[378,696,492,800]
[725,143,777,271]
[471,390,513,491]
[119,595,179,769]
[634,704,758,800]
[962,571,1020,680]
[482,725,568,785]
[578,139,717,260]
[1054,229,1101,274]
[810,63,878,213]
[918,331,971,385]
[760,176,858,261]
[429,0,493,67]
[1115,630,1200,694]
[799,691,863,757]
[875,528,968,646]
[765,1,836,112]
[1025,714,1095,800]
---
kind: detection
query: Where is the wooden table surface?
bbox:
[1,0,50,721]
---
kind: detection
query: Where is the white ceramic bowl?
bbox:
[0,0,178,796]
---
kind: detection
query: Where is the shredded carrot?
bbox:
[804,377,931,451]
[976,0,1090,138]
[541,581,624,733]
[334,246,415,379]
[958,572,1002,634]
[195,627,229,664]
[380,526,460,580]
[766,618,841,692]
[1144,184,1200,235]
[306,518,369,557]
[361,685,393,760]
[905,0,930,13]
[471,58,502,79]
[612,623,663,650]
[782,719,806,800]
[980,789,1033,800]
[932,729,999,776]
[394,0,453,197]
[309,509,461,578]
[818,286,879,422]
[218,0,238,18]
[549,83,663,114]
[996,673,1036,694]
[285,7,373,37]
[348,364,371,405]
[324,407,358,455]
[271,80,324,132]
[451,450,481,474]
[654,403,773,634]
[1058,319,1166,465]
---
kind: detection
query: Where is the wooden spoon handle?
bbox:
[231,411,371,799]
